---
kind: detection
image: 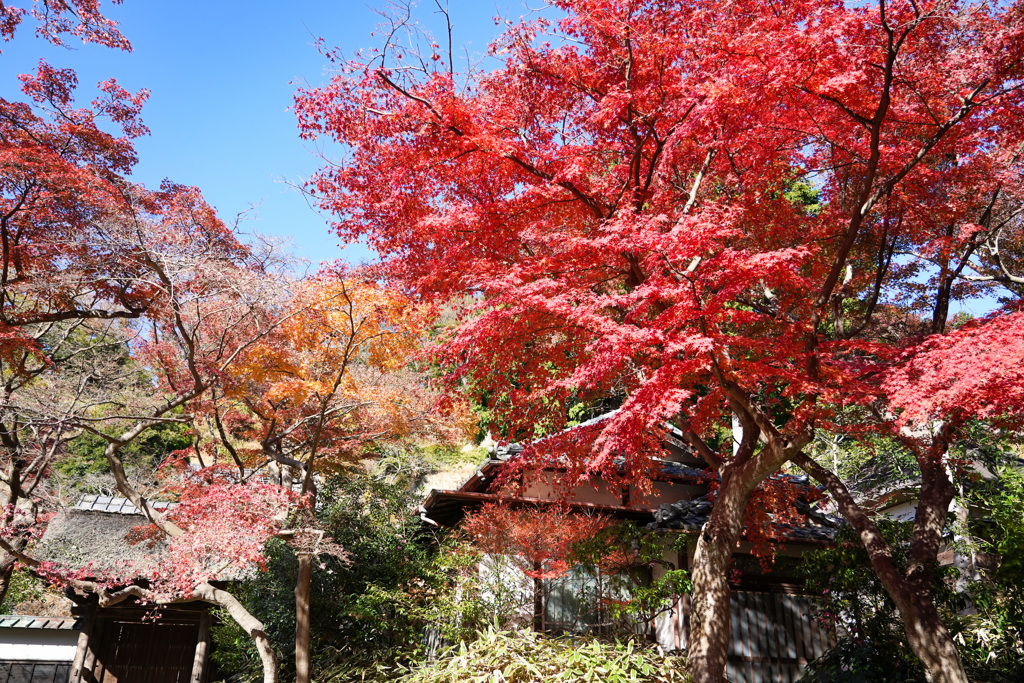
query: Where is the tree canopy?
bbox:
[295,1,1024,680]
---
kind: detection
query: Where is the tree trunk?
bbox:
[295,553,313,683]
[193,582,278,683]
[687,474,750,683]
[859,554,969,683]
[532,561,545,631]
[903,596,969,683]
[793,452,970,683]
[0,556,14,607]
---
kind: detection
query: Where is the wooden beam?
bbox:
[80,616,104,683]
[189,611,212,683]
[69,607,95,683]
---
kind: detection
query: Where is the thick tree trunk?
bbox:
[687,474,751,683]
[903,596,969,683]
[859,554,968,683]
[794,452,969,683]
[193,582,278,683]
[294,553,313,683]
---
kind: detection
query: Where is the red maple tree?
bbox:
[0,0,130,52]
[296,1,1024,681]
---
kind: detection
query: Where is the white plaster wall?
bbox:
[0,628,78,661]
[882,501,918,522]
[650,547,688,652]
[519,473,557,499]
[645,481,705,508]
[520,472,624,506]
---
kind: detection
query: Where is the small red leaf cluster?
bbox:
[462,503,609,581]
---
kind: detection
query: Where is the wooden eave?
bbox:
[420,489,659,528]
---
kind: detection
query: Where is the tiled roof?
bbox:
[73,495,172,515]
[645,495,840,542]
[0,615,77,630]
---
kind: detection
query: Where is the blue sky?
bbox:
[0,0,519,268]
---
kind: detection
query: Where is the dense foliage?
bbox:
[799,464,1024,682]
[296,0,1024,679]
[399,628,688,683]
[210,468,485,682]
[1,2,1023,683]
[58,420,192,480]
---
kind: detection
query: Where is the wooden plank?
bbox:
[88,608,203,623]
[801,597,816,664]
[741,591,756,660]
[727,656,808,664]
[807,598,824,659]
[758,592,771,661]
[780,593,797,661]
[92,619,117,683]
[755,592,770,661]
[770,592,784,662]
[742,591,756,660]
[91,652,105,683]
[770,593,783,666]
[729,590,742,659]
[744,591,757,661]
[125,619,146,683]
[791,596,806,665]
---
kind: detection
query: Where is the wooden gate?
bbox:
[726,589,832,683]
[69,606,211,683]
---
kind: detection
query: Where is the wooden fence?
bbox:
[725,589,832,683]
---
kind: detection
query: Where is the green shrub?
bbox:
[0,567,46,613]
[399,627,688,683]
[57,418,192,479]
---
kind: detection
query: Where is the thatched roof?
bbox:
[38,503,168,577]
[39,496,253,584]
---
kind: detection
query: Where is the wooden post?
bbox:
[69,607,95,683]
[295,553,313,683]
[91,641,106,683]
[190,611,212,683]
[531,561,544,632]
[81,616,104,683]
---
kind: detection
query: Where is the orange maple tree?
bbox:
[194,274,470,683]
